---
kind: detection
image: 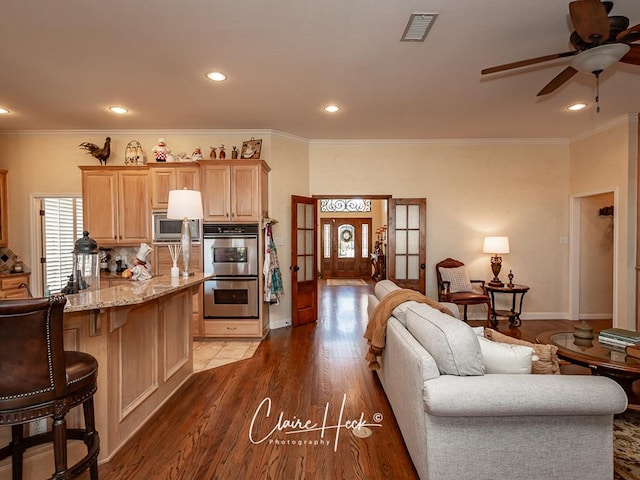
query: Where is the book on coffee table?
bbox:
[626,344,640,360]
[599,328,640,345]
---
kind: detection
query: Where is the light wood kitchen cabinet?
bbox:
[200,160,270,222]
[0,273,31,299]
[153,244,203,335]
[80,166,151,246]
[149,163,200,209]
[0,170,7,247]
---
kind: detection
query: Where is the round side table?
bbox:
[485,284,530,327]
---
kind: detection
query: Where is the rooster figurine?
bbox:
[79,137,111,165]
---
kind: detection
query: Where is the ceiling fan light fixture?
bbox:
[0,108,9,115]
[323,104,340,113]
[570,43,630,73]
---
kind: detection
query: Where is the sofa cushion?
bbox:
[406,303,484,376]
[438,266,474,293]
[484,328,560,375]
[374,280,401,299]
[477,336,533,374]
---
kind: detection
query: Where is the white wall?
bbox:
[309,140,570,318]
[569,116,637,328]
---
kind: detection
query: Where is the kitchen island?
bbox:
[0,273,211,479]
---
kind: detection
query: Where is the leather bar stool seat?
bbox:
[0,295,100,479]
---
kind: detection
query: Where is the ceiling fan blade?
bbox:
[537,66,579,96]
[481,51,578,75]
[620,44,640,65]
[569,0,610,44]
[617,23,640,43]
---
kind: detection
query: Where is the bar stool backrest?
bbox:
[0,295,68,418]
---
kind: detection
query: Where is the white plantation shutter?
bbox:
[42,197,83,294]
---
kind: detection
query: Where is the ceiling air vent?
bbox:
[401,13,438,42]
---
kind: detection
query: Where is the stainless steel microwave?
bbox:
[152,210,201,244]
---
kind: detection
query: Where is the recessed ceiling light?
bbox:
[109,106,128,114]
[567,103,587,111]
[324,105,340,113]
[0,108,10,115]
[206,72,227,82]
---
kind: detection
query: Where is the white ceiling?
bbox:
[1,0,639,140]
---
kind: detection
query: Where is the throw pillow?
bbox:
[484,328,560,375]
[438,266,474,293]
[477,336,533,374]
[406,303,484,376]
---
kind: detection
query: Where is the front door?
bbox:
[321,218,372,278]
[388,198,426,293]
[291,195,317,326]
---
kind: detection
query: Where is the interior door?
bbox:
[388,198,426,293]
[291,195,317,326]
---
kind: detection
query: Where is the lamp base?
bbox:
[488,280,504,288]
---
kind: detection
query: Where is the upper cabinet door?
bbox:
[230,164,260,221]
[118,169,151,243]
[81,169,119,244]
[176,166,200,192]
[150,167,176,209]
[202,164,231,221]
[150,165,201,210]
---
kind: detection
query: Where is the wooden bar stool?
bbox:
[0,295,100,479]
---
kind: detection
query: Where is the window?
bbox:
[41,197,83,294]
[320,199,371,213]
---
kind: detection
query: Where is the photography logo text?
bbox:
[248,393,383,451]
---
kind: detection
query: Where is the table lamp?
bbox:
[483,236,510,287]
[167,189,203,277]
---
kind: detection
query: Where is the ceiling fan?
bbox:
[481,0,640,97]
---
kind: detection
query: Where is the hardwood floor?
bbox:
[95,281,611,479]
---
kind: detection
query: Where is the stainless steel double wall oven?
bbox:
[203,224,259,318]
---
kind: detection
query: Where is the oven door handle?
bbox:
[208,276,258,281]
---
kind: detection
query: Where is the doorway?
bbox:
[320,218,372,278]
[569,189,617,322]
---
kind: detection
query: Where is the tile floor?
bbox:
[192,340,261,372]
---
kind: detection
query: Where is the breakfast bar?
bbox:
[0,274,210,478]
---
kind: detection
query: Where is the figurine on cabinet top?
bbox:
[152,138,171,162]
[209,146,217,159]
[219,144,226,159]
[192,146,203,161]
[231,145,238,159]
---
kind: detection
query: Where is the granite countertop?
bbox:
[64,273,212,312]
[0,270,31,277]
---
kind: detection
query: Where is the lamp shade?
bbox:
[483,236,510,254]
[167,189,204,219]
[570,43,630,74]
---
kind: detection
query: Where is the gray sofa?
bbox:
[367,280,628,480]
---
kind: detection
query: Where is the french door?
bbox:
[388,198,426,294]
[291,195,317,326]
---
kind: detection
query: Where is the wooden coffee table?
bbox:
[537,330,640,409]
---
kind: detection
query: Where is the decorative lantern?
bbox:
[72,231,100,292]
